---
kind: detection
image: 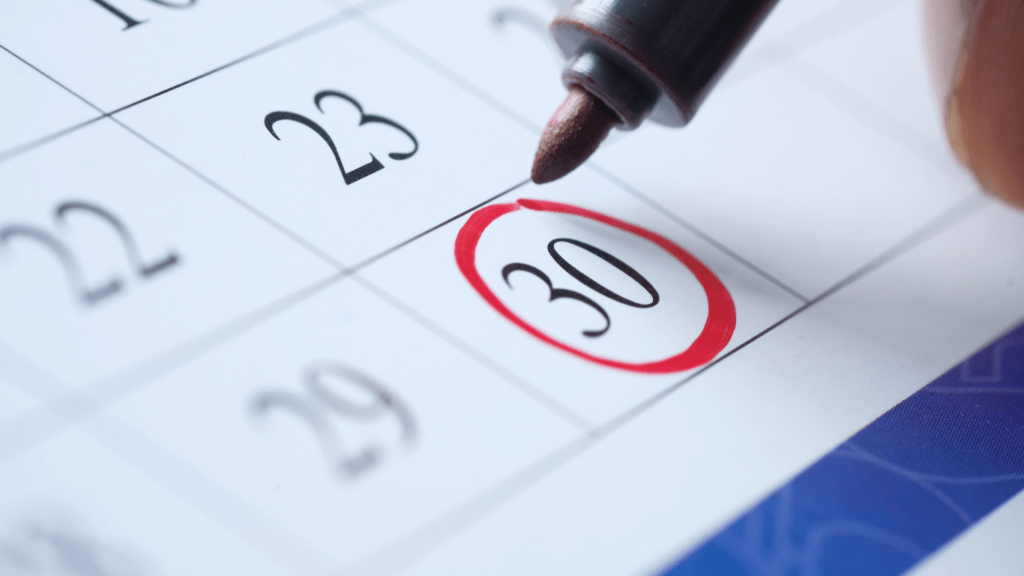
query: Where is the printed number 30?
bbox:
[503,238,659,338]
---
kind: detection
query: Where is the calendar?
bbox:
[1,0,1023,575]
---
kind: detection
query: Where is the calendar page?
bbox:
[1,0,1023,575]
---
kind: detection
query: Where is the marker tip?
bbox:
[531,86,620,184]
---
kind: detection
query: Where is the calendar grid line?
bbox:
[0,343,92,462]
[80,271,348,412]
[0,0,955,448]
[0,1,396,163]
[105,111,609,435]
[0,184,992,576]
[330,0,411,18]
[338,432,598,576]
[586,163,812,303]
[2,3,1014,575]
[0,44,104,115]
[714,0,906,94]
[767,0,907,61]
[0,272,599,576]
[72,268,603,576]
[89,412,590,576]
[596,193,986,437]
[0,405,66,476]
[348,179,531,272]
[0,0,919,322]
[0,247,603,576]
[34,106,614,444]
[5,381,123,462]
[351,275,598,433]
[733,0,961,175]
[0,115,105,165]
[12,111,541,316]
[0,0,906,173]
[780,52,955,171]
[356,12,817,305]
[82,412,338,576]
[0,0,895,175]
[0,272,346,466]
[86,0,852,452]
[99,0,405,119]
[0,342,72,464]
[357,14,545,137]
[0,280,356,572]
[77,87,834,455]
[105,9,358,117]
[345,0,968,325]
[340,193,989,574]
[0,346,116,468]
[347,4,975,333]
[0,341,68,401]
[0,327,533,576]
[0,219,608,574]
[802,194,988,300]
[0,42,109,165]
[107,116,352,272]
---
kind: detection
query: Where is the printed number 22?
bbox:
[265,91,418,186]
[0,201,179,306]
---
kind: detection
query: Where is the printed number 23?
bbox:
[265,91,418,186]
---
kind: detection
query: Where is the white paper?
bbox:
[0,0,335,111]
[395,197,1024,576]
[0,48,98,157]
[1,0,1023,574]
[0,428,303,576]
[0,375,34,426]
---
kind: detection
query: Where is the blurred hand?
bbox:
[925,0,1024,208]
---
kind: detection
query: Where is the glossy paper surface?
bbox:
[0,0,1022,575]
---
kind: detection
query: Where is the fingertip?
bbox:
[944,0,1024,209]
[922,0,969,112]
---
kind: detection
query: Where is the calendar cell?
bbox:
[2,0,1022,574]
[591,63,976,299]
[108,278,580,569]
[370,0,568,130]
[0,49,99,158]
[115,21,538,267]
[796,0,948,151]
[392,197,1024,576]
[0,375,35,427]
[370,0,861,133]
[0,428,308,576]
[746,0,889,51]
[0,0,335,111]
[679,0,908,105]
[0,120,336,387]
[361,169,804,424]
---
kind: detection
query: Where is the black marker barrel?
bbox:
[551,0,780,129]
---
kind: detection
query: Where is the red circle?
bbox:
[454,198,736,374]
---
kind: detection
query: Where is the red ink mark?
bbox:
[455,198,736,374]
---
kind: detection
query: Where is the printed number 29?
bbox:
[250,363,416,479]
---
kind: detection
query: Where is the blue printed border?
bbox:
[661,324,1024,576]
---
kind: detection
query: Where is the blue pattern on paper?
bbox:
[662,326,1024,576]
